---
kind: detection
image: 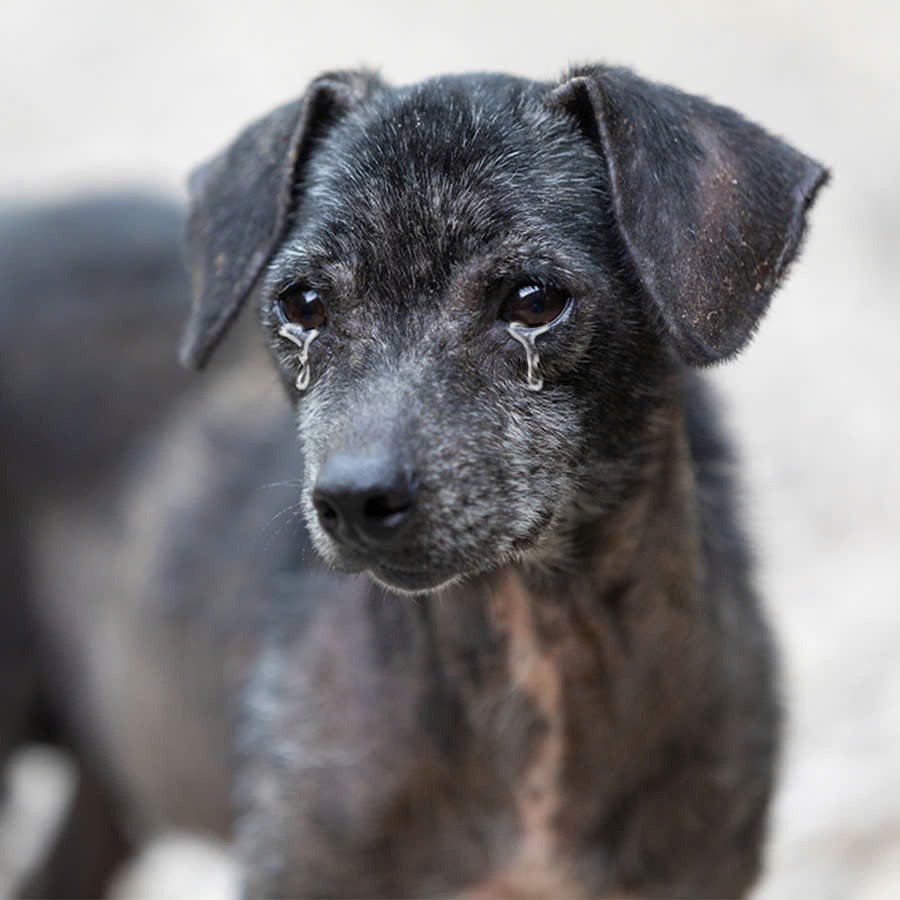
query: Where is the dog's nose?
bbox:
[313,453,416,546]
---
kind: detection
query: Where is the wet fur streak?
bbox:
[178,66,826,897]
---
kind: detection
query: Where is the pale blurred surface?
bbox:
[0,750,73,898]
[1,1,898,897]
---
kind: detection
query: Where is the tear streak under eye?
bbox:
[279,323,320,391]
[506,297,573,391]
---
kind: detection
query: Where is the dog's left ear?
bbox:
[182,71,382,368]
[548,66,828,365]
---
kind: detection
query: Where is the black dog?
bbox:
[5,65,826,898]
[181,65,826,897]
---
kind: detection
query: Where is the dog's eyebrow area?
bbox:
[268,250,357,299]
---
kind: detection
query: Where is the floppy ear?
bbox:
[548,66,828,365]
[182,70,382,368]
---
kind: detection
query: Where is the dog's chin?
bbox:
[317,542,480,596]
[367,563,466,596]
[309,519,529,595]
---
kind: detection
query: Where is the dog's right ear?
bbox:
[547,66,828,366]
[181,71,381,369]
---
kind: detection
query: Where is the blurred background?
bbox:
[1,0,898,897]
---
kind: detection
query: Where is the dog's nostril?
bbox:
[313,495,340,529]
[363,493,411,525]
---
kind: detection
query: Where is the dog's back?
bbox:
[0,194,190,499]
[0,193,234,894]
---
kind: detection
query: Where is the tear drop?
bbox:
[506,296,574,391]
[278,323,320,391]
[507,318,558,391]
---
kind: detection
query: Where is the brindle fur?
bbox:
[3,66,826,898]
[187,68,824,897]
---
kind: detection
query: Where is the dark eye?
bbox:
[499,283,569,327]
[275,287,327,330]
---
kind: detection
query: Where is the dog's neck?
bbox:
[429,384,705,675]
[424,393,707,893]
[516,390,702,613]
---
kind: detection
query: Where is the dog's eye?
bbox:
[499,283,569,328]
[275,287,327,330]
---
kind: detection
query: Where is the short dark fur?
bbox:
[2,65,826,899]
[182,66,826,897]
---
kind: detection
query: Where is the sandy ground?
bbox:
[1,0,898,897]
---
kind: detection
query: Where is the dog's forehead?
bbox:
[284,75,605,290]
[315,75,561,193]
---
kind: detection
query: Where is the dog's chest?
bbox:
[237,572,641,897]
[456,571,583,898]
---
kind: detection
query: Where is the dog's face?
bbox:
[183,67,826,593]
[262,77,639,591]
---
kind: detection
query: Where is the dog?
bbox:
[183,65,827,897]
[4,65,826,898]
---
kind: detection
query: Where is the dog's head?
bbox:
[183,66,826,593]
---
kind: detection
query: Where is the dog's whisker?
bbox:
[260,479,304,491]
[252,501,307,550]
